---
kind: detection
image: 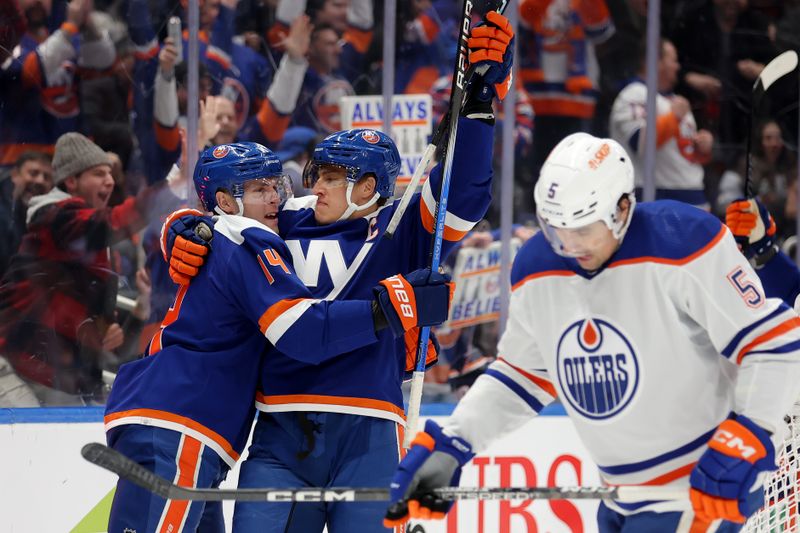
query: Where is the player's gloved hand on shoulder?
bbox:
[384,419,474,528]
[160,208,214,285]
[690,414,775,524]
[373,268,454,337]
[404,327,440,377]
[466,10,515,103]
[726,198,777,265]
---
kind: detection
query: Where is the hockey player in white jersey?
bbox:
[384,133,800,532]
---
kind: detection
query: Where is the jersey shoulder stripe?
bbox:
[612,201,724,265]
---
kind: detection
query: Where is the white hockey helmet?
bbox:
[534,133,636,256]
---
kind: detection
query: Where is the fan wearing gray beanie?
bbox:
[0,131,164,406]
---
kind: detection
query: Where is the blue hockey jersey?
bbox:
[256,117,494,426]
[105,214,381,467]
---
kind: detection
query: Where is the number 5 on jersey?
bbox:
[258,248,291,284]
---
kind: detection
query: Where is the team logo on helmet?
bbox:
[361,130,380,144]
[556,318,640,420]
[212,145,230,159]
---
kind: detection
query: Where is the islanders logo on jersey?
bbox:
[555,318,640,420]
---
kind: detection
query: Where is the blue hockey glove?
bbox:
[690,414,776,524]
[383,419,474,528]
[726,198,777,263]
[374,268,454,337]
[160,208,214,285]
[467,11,515,102]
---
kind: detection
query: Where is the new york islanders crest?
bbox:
[556,318,640,420]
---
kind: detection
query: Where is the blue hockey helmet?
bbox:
[303,129,400,198]
[194,142,291,214]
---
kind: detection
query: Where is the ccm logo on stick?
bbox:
[712,429,758,459]
[266,490,356,502]
[386,275,415,318]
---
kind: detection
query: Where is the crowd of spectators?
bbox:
[0,0,798,406]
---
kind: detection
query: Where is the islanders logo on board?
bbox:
[361,130,380,144]
[212,145,231,158]
[555,318,640,420]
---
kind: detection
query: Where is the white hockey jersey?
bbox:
[446,201,800,515]
[610,80,705,195]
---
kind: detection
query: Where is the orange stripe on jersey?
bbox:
[575,0,610,25]
[158,435,201,533]
[520,68,545,84]
[418,13,440,43]
[419,199,470,242]
[256,393,407,420]
[642,461,696,485]
[22,52,42,87]
[154,121,181,151]
[258,298,308,334]
[104,408,240,461]
[736,316,800,364]
[343,27,373,54]
[404,66,440,95]
[608,226,727,270]
[497,357,557,397]
[0,143,54,166]
[257,100,291,143]
[529,97,595,118]
[511,270,576,291]
[655,113,679,148]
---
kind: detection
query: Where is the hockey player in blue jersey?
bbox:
[163,10,514,532]
[726,197,800,309]
[103,142,453,533]
[383,133,800,532]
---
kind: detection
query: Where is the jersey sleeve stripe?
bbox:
[497,356,557,397]
[258,298,316,343]
[484,368,545,413]
[736,316,800,364]
[721,304,789,358]
[419,181,477,241]
[746,339,800,356]
[607,225,726,269]
[511,270,576,291]
[104,408,239,467]
[597,427,715,475]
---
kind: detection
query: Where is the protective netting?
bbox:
[744,406,800,532]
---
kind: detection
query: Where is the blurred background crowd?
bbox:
[1,0,798,407]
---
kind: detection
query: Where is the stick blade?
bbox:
[759,51,799,91]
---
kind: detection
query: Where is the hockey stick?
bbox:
[744,51,798,199]
[81,442,687,503]
[384,0,512,240]
[403,0,511,449]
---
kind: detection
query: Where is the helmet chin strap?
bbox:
[336,182,381,221]
[213,198,245,217]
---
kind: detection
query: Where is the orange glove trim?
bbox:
[486,11,514,36]
[469,48,504,64]
[470,26,512,46]
[378,274,419,332]
[467,36,507,52]
[690,488,746,523]
[707,419,768,463]
[410,431,436,452]
[382,516,408,528]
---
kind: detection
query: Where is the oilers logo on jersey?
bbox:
[556,318,639,420]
